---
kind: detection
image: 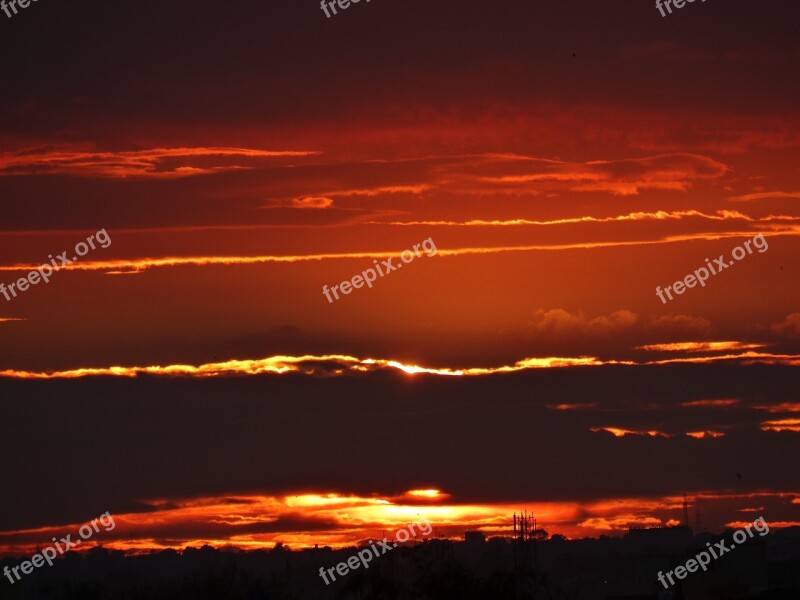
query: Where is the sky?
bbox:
[0,0,799,553]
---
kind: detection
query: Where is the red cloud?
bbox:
[0,146,317,178]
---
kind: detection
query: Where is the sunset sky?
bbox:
[1,0,799,554]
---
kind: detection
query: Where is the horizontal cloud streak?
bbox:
[1,349,799,380]
[0,230,796,274]
[368,210,800,227]
[729,191,800,202]
[0,147,318,178]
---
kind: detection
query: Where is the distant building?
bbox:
[625,525,693,554]
[464,530,485,545]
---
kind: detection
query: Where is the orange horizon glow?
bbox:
[2,489,798,556]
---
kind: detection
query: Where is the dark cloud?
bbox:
[1,0,799,138]
[1,364,798,531]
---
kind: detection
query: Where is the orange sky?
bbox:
[0,0,798,555]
